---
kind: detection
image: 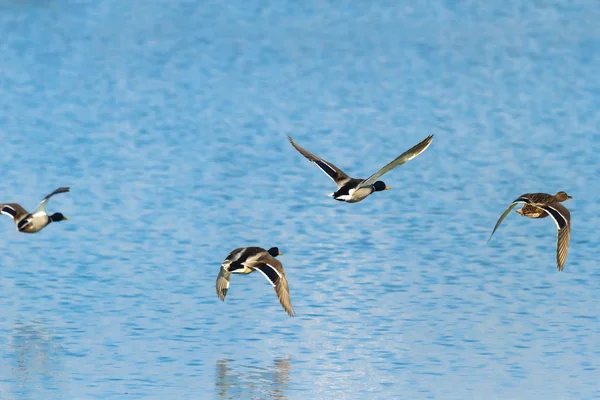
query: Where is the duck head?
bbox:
[555,191,573,202]
[373,181,390,192]
[50,212,68,222]
[268,247,282,257]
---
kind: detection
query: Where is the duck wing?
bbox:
[252,258,295,317]
[359,135,434,188]
[556,227,570,272]
[216,266,232,301]
[0,203,29,221]
[488,195,534,242]
[536,203,571,271]
[287,136,351,188]
[33,187,70,215]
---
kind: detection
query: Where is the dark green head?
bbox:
[268,247,282,257]
[373,181,390,192]
[50,212,68,222]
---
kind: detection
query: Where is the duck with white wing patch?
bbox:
[1,187,70,234]
[216,246,295,316]
[488,191,572,271]
[287,134,433,203]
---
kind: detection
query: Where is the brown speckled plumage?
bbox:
[489,191,572,271]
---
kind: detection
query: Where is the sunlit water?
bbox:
[1,1,599,399]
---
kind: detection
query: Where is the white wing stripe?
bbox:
[254,263,282,287]
[539,204,568,230]
[1,205,16,220]
[313,160,338,183]
[265,263,282,278]
[255,268,277,287]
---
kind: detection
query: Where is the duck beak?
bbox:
[63,216,69,220]
[568,195,573,199]
[278,251,283,255]
[385,186,390,190]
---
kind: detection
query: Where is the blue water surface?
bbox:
[1,1,599,399]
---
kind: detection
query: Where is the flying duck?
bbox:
[1,187,70,233]
[287,134,434,203]
[216,246,295,316]
[488,191,572,271]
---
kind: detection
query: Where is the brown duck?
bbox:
[488,191,572,271]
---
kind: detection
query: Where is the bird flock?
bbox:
[1,135,573,316]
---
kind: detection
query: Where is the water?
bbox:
[0,1,599,399]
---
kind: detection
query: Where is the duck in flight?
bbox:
[1,187,70,233]
[488,191,572,271]
[216,246,295,316]
[287,135,434,203]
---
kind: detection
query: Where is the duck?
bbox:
[287,134,433,203]
[216,246,295,316]
[1,187,70,233]
[488,191,572,271]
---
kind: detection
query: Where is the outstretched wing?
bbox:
[359,135,434,188]
[34,187,70,215]
[488,197,531,242]
[254,261,295,317]
[537,203,571,271]
[556,227,570,272]
[216,267,232,301]
[0,203,28,221]
[287,135,351,188]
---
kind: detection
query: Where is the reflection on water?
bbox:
[216,357,291,400]
[10,321,64,398]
